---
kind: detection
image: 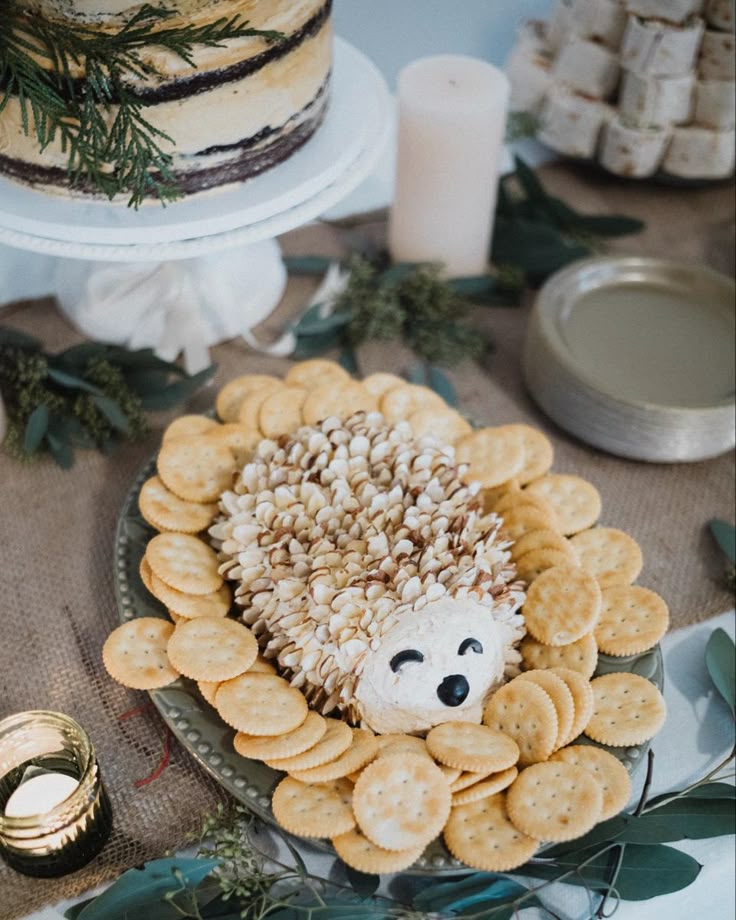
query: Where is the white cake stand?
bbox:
[0,38,392,371]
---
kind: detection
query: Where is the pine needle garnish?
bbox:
[0,2,284,206]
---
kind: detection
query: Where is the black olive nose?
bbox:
[437,674,470,707]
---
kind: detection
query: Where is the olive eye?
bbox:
[390,649,424,673]
[458,638,483,656]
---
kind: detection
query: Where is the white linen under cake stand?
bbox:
[0,38,392,371]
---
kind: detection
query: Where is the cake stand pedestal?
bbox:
[0,38,391,372]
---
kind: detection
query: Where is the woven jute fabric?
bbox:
[0,164,734,918]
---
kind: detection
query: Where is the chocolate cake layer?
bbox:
[0,79,329,198]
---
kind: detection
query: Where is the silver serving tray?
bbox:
[113,455,664,874]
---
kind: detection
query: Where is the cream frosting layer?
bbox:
[0,2,332,198]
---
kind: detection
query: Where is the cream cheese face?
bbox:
[355,598,511,735]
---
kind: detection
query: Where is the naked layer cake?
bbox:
[0,0,333,198]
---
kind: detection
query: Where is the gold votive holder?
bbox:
[0,710,112,877]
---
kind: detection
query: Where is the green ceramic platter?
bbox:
[113,455,664,874]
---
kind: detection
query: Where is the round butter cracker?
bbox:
[157,436,236,503]
[259,386,308,439]
[570,527,643,589]
[525,474,601,535]
[456,426,525,489]
[506,761,602,842]
[510,528,574,562]
[149,571,231,620]
[408,407,472,443]
[216,374,282,422]
[266,719,353,772]
[483,680,558,767]
[288,728,379,784]
[215,671,308,736]
[444,793,539,872]
[523,564,602,646]
[520,633,598,679]
[103,617,179,690]
[595,585,669,657]
[302,381,377,426]
[234,711,327,761]
[146,532,223,595]
[585,672,666,747]
[273,776,356,838]
[451,766,519,806]
[332,828,424,874]
[362,372,405,399]
[551,745,631,820]
[285,359,350,391]
[139,475,218,534]
[353,753,451,851]
[516,669,575,751]
[167,616,257,682]
[426,722,520,773]
[548,666,596,747]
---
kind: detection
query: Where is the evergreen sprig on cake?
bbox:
[0,3,284,206]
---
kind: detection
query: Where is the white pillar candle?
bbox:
[4,771,79,818]
[388,56,509,278]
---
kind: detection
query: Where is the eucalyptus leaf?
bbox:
[0,327,42,349]
[380,262,424,286]
[23,404,49,454]
[448,275,519,306]
[705,628,736,713]
[345,865,380,899]
[291,329,343,359]
[284,255,334,275]
[683,782,736,800]
[514,155,547,202]
[294,309,353,337]
[407,363,428,385]
[139,365,215,410]
[47,366,105,395]
[124,368,176,397]
[93,395,131,433]
[616,798,736,843]
[492,217,590,280]
[541,816,628,858]
[567,214,645,237]
[521,843,702,900]
[46,429,74,469]
[339,346,359,375]
[428,365,457,406]
[56,342,109,368]
[412,873,528,913]
[709,519,736,563]
[292,301,327,332]
[73,857,219,920]
[104,346,187,374]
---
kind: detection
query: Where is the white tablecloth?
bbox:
[26,610,736,920]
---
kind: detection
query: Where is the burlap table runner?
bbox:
[0,163,733,918]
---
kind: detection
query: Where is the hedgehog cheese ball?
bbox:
[209,412,526,735]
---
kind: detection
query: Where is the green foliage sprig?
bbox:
[285,253,523,404]
[493,157,645,286]
[0,327,214,467]
[64,631,736,920]
[709,519,736,593]
[0,3,283,206]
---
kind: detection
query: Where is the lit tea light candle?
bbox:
[0,711,112,878]
[388,55,510,278]
[4,769,79,819]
